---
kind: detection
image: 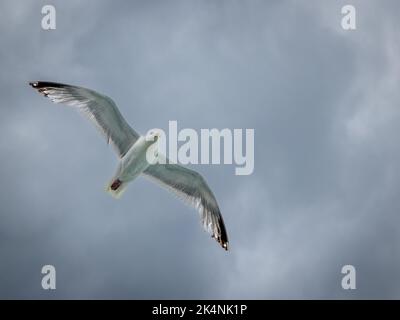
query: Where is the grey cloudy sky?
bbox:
[1,0,400,299]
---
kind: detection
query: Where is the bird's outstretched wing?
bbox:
[143,162,229,250]
[29,81,139,158]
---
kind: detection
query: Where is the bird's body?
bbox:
[29,81,229,250]
[107,135,157,198]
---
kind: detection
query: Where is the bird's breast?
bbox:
[119,137,152,180]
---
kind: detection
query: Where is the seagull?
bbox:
[29,81,229,250]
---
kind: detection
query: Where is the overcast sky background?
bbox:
[1,0,400,299]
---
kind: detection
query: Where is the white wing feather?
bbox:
[29,81,139,157]
[143,161,229,250]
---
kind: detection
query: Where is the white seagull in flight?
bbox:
[29,81,229,250]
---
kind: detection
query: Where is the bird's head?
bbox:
[145,129,161,143]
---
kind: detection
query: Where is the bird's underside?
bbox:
[29,81,229,250]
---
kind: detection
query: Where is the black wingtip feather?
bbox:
[218,216,229,251]
[29,81,67,89]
